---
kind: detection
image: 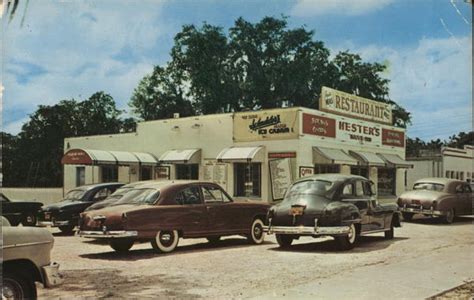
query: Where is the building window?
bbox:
[460,172,464,181]
[377,167,396,196]
[467,172,471,179]
[451,171,455,179]
[76,167,85,187]
[176,164,199,180]
[315,164,340,174]
[140,166,152,180]
[101,165,118,182]
[445,171,450,178]
[234,163,261,197]
[350,166,369,178]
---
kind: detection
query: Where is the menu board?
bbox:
[203,160,228,189]
[269,158,293,200]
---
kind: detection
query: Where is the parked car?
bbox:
[264,174,401,250]
[79,180,270,253]
[398,178,473,223]
[2,216,63,299]
[84,181,153,212]
[37,182,124,234]
[1,193,43,226]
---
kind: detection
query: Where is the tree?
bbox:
[130,16,410,127]
[129,65,194,120]
[446,131,474,148]
[3,92,134,187]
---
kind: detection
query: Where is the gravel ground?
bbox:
[38,216,474,299]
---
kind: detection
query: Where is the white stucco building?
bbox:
[406,145,474,189]
[62,103,410,202]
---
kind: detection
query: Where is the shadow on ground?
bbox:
[80,237,273,261]
[268,235,408,254]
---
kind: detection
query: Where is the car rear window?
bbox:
[283,180,333,203]
[413,183,444,192]
[113,188,160,205]
[64,189,86,201]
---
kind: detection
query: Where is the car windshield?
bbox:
[113,188,160,206]
[413,183,444,192]
[64,189,86,201]
[283,180,333,203]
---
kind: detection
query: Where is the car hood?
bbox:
[399,190,448,204]
[41,200,87,212]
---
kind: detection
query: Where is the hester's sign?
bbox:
[319,86,392,125]
[303,113,404,147]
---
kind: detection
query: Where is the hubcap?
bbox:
[2,279,22,300]
[254,225,262,238]
[159,231,174,247]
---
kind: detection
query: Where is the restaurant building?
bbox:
[62,87,411,202]
[406,145,474,188]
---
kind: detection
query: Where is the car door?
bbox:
[357,180,385,231]
[460,183,473,215]
[341,181,371,232]
[170,185,208,236]
[202,184,238,234]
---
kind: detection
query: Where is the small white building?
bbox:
[62,110,410,203]
[406,145,474,189]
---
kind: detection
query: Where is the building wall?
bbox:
[406,159,443,189]
[63,107,408,201]
[2,188,63,205]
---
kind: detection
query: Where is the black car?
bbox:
[264,174,401,250]
[1,193,43,226]
[37,183,123,234]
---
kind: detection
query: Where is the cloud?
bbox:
[291,0,394,17]
[2,0,166,134]
[331,35,472,141]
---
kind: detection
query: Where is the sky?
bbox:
[1,0,472,141]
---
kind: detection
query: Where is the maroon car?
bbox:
[79,181,270,253]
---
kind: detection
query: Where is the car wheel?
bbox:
[335,223,358,250]
[384,220,394,239]
[207,236,221,244]
[402,212,413,222]
[2,272,37,300]
[442,209,455,224]
[151,230,179,253]
[247,218,265,245]
[21,212,37,227]
[276,234,293,248]
[110,239,134,253]
[58,225,75,235]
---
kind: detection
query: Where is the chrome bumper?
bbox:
[79,230,138,239]
[37,220,70,227]
[264,222,351,236]
[400,207,444,216]
[41,262,64,288]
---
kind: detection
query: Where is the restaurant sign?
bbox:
[319,86,392,125]
[302,113,405,148]
[233,109,299,142]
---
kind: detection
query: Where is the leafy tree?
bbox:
[3,92,134,187]
[130,16,410,127]
[129,65,194,120]
[446,131,474,148]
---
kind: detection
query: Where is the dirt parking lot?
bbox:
[38,216,474,299]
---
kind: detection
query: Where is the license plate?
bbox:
[289,206,305,216]
[44,213,51,220]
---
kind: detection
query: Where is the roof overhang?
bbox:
[312,147,358,166]
[159,149,201,164]
[349,150,386,167]
[217,146,265,162]
[61,148,159,165]
[377,153,413,168]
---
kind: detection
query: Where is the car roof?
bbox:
[133,180,213,190]
[294,173,367,184]
[414,177,464,185]
[71,182,124,191]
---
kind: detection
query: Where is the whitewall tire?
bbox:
[151,230,179,253]
[248,218,265,244]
